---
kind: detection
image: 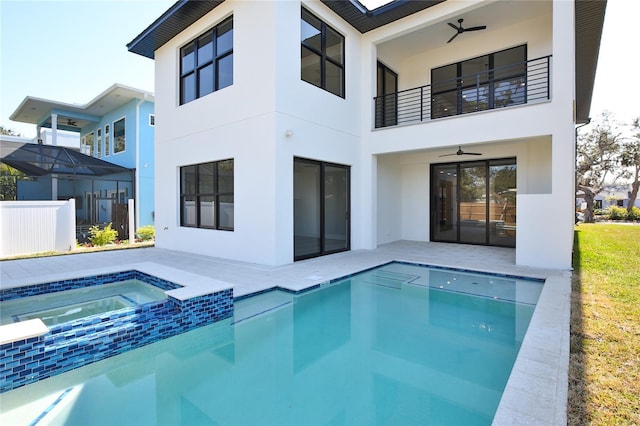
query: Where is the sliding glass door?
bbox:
[294,158,350,260]
[431,158,516,247]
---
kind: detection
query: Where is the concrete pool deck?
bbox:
[0,241,571,425]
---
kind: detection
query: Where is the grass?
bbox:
[569,223,640,425]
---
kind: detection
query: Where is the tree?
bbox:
[576,111,626,223]
[0,126,21,136]
[620,117,640,212]
[1,125,25,200]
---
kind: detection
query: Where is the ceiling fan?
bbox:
[66,119,78,127]
[439,146,483,157]
[447,18,487,43]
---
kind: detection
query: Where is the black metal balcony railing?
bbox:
[374,55,551,128]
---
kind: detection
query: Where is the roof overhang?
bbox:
[126,0,606,124]
[575,0,607,125]
[10,83,154,133]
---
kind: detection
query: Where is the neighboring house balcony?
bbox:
[374,55,551,129]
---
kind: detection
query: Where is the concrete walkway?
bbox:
[0,241,571,425]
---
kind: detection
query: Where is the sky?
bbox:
[1,0,638,139]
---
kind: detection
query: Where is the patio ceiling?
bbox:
[9,84,154,133]
[1,141,132,177]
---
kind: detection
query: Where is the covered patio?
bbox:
[0,140,134,239]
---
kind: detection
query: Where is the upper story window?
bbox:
[180,16,233,105]
[431,45,527,119]
[301,8,344,98]
[104,124,110,156]
[180,159,234,230]
[96,128,102,158]
[82,132,94,156]
[114,118,126,153]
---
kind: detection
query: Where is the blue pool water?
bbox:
[0,262,543,425]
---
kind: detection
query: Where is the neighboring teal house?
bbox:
[8,84,155,232]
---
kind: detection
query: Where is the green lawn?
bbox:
[569,223,640,425]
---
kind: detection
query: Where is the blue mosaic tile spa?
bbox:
[0,270,233,393]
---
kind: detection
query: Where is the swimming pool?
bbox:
[0,261,543,425]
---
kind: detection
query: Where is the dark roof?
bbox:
[320,0,445,33]
[127,0,444,58]
[1,142,132,177]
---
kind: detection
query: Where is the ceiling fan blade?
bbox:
[465,152,483,156]
[447,33,459,43]
[448,22,459,30]
[465,25,487,31]
[438,153,457,157]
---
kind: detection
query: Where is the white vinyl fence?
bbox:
[0,199,76,258]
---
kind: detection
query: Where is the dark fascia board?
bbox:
[575,0,607,124]
[127,0,444,58]
[127,0,224,59]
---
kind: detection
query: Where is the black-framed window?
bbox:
[180,16,233,105]
[375,61,398,127]
[180,159,234,230]
[301,8,345,98]
[431,45,527,119]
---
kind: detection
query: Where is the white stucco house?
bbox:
[127,0,605,270]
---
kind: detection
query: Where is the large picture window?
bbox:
[180,159,234,230]
[301,8,344,98]
[113,118,126,153]
[431,45,527,119]
[180,16,233,105]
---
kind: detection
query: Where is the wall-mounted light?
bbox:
[284,130,293,137]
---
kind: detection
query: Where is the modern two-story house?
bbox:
[9,84,156,233]
[127,0,605,269]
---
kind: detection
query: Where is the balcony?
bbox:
[374,55,551,129]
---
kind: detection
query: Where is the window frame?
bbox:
[113,117,126,154]
[179,16,233,105]
[180,159,234,231]
[300,7,345,98]
[82,132,94,156]
[96,128,102,158]
[104,124,110,157]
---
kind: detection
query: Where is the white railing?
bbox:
[0,199,76,258]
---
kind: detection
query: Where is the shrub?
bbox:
[89,223,118,246]
[136,225,155,241]
[606,205,627,221]
[627,206,640,221]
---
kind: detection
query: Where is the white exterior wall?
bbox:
[154,0,578,269]
[154,0,362,265]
